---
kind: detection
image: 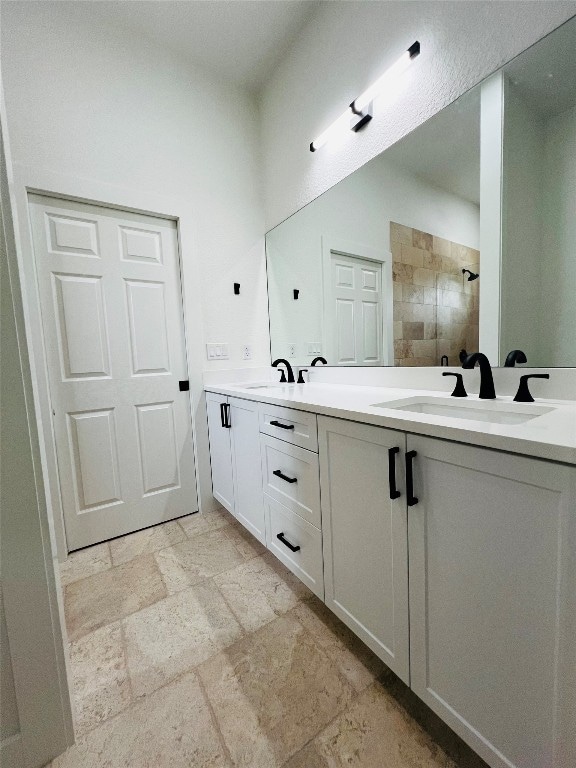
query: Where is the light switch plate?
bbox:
[206,343,229,360]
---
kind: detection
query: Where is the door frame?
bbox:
[9,164,207,560]
[1,123,74,766]
[321,236,393,366]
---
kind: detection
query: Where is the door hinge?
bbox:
[179,380,190,392]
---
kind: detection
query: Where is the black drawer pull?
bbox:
[273,469,297,484]
[270,420,295,430]
[388,447,401,500]
[406,450,418,506]
[277,532,300,552]
[219,402,231,429]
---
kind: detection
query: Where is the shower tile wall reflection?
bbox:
[391,222,479,367]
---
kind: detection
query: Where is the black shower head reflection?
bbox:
[462,268,479,281]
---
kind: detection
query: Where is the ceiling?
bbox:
[80,0,321,93]
[502,16,576,118]
[384,87,481,206]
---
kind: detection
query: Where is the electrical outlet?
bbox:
[288,343,297,358]
[242,345,252,360]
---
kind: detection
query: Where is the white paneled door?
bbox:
[29,195,197,551]
[329,252,384,365]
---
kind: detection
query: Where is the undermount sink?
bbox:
[371,397,554,425]
[241,382,292,390]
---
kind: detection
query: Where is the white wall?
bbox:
[501,80,545,365]
[541,104,576,366]
[260,1,576,229]
[267,150,479,365]
[1,1,268,372]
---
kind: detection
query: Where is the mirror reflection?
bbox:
[266,17,575,368]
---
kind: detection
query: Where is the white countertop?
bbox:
[205,381,576,465]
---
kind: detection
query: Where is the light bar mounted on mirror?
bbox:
[310,41,420,152]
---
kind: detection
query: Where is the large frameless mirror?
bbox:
[265,16,576,368]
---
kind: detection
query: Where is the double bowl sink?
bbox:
[237,384,553,426]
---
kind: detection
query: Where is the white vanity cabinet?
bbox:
[406,435,576,768]
[207,390,576,768]
[206,393,265,543]
[318,416,410,684]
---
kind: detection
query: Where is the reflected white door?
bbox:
[329,252,384,365]
[29,195,197,551]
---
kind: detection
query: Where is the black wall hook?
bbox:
[293,289,299,300]
[234,283,240,295]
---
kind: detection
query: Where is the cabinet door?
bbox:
[206,392,234,514]
[407,435,576,768]
[318,416,409,683]
[229,397,265,544]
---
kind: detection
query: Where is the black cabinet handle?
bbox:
[406,450,418,506]
[270,420,295,430]
[220,402,231,428]
[277,532,300,552]
[388,447,401,499]
[273,469,297,484]
[225,404,231,428]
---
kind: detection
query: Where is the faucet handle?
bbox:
[442,371,468,398]
[513,373,549,403]
[277,368,287,383]
[297,369,308,384]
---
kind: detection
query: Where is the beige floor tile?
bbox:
[109,521,186,566]
[60,543,112,587]
[123,580,243,697]
[198,614,355,768]
[65,555,166,641]
[52,671,231,768]
[154,528,246,593]
[290,598,386,693]
[213,552,313,633]
[285,681,455,768]
[222,522,266,560]
[69,622,131,736]
[178,508,233,537]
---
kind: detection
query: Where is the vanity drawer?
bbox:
[260,434,321,528]
[265,495,324,600]
[259,403,318,452]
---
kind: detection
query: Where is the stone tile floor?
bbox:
[50,508,488,767]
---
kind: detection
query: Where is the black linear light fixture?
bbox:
[310,41,420,152]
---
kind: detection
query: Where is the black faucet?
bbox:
[504,349,527,367]
[311,356,327,366]
[462,352,496,399]
[272,358,295,383]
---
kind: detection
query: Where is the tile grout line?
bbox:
[119,617,136,706]
[195,669,235,768]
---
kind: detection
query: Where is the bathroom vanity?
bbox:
[206,380,576,768]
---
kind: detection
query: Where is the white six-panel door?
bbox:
[29,195,197,551]
[329,252,384,366]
